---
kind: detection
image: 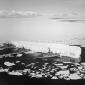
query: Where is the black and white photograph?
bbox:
[0,0,85,85]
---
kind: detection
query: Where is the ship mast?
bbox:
[48,47,52,56]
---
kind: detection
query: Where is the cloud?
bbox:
[0,10,42,18]
[0,10,8,18]
[0,10,85,23]
[60,19,85,23]
[50,12,85,23]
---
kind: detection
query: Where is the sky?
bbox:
[0,0,85,46]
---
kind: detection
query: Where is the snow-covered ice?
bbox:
[69,74,81,80]
[8,71,23,76]
[4,62,15,66]
[56,70,69,76]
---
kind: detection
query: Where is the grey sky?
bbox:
[0,0,85,13]
[0,0,85,46]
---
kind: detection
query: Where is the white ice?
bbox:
[4,62,15,66]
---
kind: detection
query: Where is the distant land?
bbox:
[0,38,85,47]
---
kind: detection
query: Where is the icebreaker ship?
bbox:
[11,41,81,62]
